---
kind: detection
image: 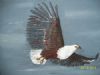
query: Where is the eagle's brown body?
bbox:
[41,49,58,59]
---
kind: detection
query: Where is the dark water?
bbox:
[0,0,100,75]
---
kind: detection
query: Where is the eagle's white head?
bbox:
[57,44,81,60]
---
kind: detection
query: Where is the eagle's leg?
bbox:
[36,56,45,64]
[36,56,43,60]
[40,57,45,64]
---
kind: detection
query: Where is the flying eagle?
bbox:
[27,2,99,66]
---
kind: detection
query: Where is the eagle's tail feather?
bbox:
[84,53,100,63]
[95,53,99,60]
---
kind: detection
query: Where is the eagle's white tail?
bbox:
[30,50,47,65]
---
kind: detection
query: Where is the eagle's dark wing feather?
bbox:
[41,2,64,51]
[27,2,64,50]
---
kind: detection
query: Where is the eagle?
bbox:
[27,2,99,66]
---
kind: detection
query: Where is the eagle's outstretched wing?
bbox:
[27,2,64,50]
[51,53,99,66]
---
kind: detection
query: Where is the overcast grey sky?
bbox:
[0,0,100,75]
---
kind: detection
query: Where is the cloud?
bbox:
[65,10,97,18]
[0,33,26,48]
[15,2,33,8]
[8,21,23,25]
[17,68,37,71]
[1,21,25,34]
[76,30,100,38]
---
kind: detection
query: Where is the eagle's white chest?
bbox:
[57,45,77,60]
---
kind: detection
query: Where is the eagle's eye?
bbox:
[75,45,81,49]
